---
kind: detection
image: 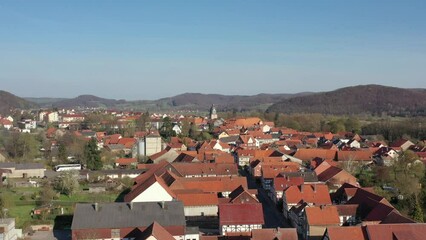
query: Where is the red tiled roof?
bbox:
[274,176,304,190]
[335,204,358,216]
[219,203,264,225]
[171,163,238,177]
[389,139,414,148]
[326,226,367,240]
[117,138,136,148]
[233,117,262,128]
[228,185,258,204]
[365,223,426,240]
[124,172,176,202]
[305,205,340,226]
[337,150,372,162]
[115,158,137,165]
[261,164,299,178]
[251,228,298,240]
[175,192,218,206]
[283,184,331,205]
[294,149,337,161]
[174,176,248,193]
[138,221,176,240]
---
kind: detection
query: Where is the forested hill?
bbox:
[26,92,312,111]
[266,85,426,116]
[155,92,312,111]
[0,90,38,114]
[51,95,126,108]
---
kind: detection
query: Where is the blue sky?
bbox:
[0,0,425,100]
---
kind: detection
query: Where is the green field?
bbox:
[0,186,119,228]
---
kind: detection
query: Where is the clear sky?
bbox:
[0,0,425,100]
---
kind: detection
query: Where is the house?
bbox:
[314,161,358,191]
[0,218,22,240]
[303,205,340,240]
[236,135,259,149]
[39,111,59,123]
[137,222,176,240]
[282,184,331,218]
[211,140,231,153]
[124,173,176,203]
[323,223,426,240]
[135,134,163,157]
[174,176,248,198]
[390,139,415,151]
[347,139,361,149]
[71,202,189,240]
[148,147,180,164]
[293,149,337,162]
[260,162,301,190]
[172,124,182,135]
[322,226,367,240]
[175,191,218,217]
[61,114,85,122]
[337,150,373,163]
[251,228,297,240]
[115,158,138,168]
[219,203,264,236]
[361,223,426,240]
[0,119,13,130]
[373,147,399,166]
[331,183,414,225]
[0,163,45,178]
[227,185,259,204]
[335,204,358,226]
[170,163,238,178]
[17,119,36,131]
[270,175,304,203]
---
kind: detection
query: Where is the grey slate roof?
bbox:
[71,201,185,230]
[219,135,239,144]
[0,162,45,170]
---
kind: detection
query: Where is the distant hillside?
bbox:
[153,92,312,111]
[266,85,426,116]
[24,97,68,107]
[0,90,38,114]
[52,95,126,109]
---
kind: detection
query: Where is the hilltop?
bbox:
[25,92,311,111]
[266,85,426,116]
[50,95,126,109]
[0,90,38,114]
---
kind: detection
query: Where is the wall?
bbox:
[184,206,218,217]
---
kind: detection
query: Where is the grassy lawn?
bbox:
[7,205,38,228]
[1,186,119,228]
[58,191,118,203]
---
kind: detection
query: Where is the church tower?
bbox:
[209,104,218,120]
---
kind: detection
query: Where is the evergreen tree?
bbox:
[84,138,102,170]
[410,194,424,222]
[0,195,5,218]
[159,117,176,141]
[58,144,67,162]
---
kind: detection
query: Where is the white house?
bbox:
[124,175,174,203]
[219,203,264,236]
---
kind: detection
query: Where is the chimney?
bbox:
[314,184,317,193]
[129,202,133,210]
[93,202,99,211]
[300,185,304,193]
[161,201,165,209]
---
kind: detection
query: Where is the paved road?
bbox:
[243,169,291,228]
[29,230,71,240]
